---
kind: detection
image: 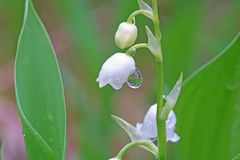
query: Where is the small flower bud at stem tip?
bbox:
[115,22,138,49]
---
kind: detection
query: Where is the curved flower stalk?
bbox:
[109,141,158,160]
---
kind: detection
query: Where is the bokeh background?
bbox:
[0,0,239,159]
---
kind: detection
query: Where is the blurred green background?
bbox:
[0,0,239,160]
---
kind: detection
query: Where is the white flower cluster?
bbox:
[97,1,183,158]
[97,22,138,90]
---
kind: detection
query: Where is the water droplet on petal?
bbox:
[127,68,143,89]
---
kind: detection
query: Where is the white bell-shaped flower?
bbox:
[136,104,180,142]
[97,53,136,90]
[115,22,138,49]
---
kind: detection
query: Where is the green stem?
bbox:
[125,43,148,56]
[116,141,158,159]
[152,0,166,160]
[127,10,153,23]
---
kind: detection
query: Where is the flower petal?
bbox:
[166,110,176,128]
[97,53,136,90]
[109,79,123,90]
[97,72,112,88]
[115,22,138,49]
[136,104,179,143]
[167,127,180,142]
[137,104,157,138]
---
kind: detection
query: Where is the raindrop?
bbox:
[127,68,143,89]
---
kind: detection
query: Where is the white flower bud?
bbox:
[96,53,136,90]
[136,104,180,142]
[115,22,138,49]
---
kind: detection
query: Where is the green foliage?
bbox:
[0,0,238,159]
[55,0,114,159]
[137,0,152,12]
[174,33,240,160]
[15,0,66,159]
[233,153,240,160]
[145,26,161,58]
[56,0,104,75]
[163,0,207,86]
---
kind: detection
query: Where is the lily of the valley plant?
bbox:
[97,0,183,160]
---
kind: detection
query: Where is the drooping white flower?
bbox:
[115,22,138,49]
[112,104,180,148]
[136,104,180,142]
[111,115,157,156]
[97,53,136,90]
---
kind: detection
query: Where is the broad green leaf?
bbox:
[145,26,161,58]
[233,153,240,160]
[163,0,239,87]
[15,0,66,159]
[137,0,153,12]
[174,33,240,160]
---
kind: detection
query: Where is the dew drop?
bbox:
[127,68,143,89]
